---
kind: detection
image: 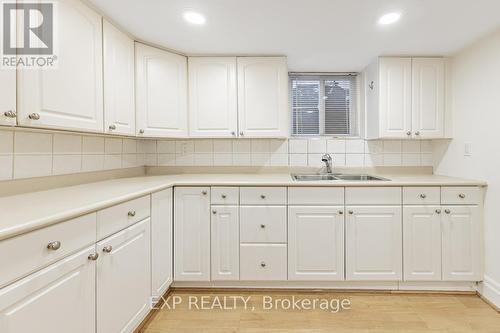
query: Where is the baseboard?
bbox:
[133,287,173,333]
[478,275,500,312]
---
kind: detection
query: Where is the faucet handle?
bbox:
[321,153,332,162]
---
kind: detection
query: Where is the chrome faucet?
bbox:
[321,154,333,174]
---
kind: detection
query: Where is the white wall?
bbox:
[433,28,500,308]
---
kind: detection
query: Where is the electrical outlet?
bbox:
[464,142,472,156]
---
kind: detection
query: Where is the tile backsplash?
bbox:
[0,127,434,181]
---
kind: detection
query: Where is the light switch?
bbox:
[464,142,472,156]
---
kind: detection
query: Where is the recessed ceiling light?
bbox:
[183,11,206,25]
[378,12,401,25]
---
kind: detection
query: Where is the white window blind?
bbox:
[290,74,358,136]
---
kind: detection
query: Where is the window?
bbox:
[290,74,358,136]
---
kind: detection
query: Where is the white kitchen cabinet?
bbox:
[442,206,481,281]
[174,187,211,281]
[188,57,238,137]
[237,57,289,138]
[365,57,447,139]
[0,68,16,126]
[211,205,239,280]
[103,20,135,136]
[412,58,445,138]
[151,189,173,298]
[135,43,188,137]
[0,246,96,333]
[346,206,402,280]
[403,206,442,281]
[97,219,151,333]
[17,0,103,132]
[288,206,345,281]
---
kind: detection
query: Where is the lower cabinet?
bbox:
[288,206,345,281]
[346,206,402,280]
[97,219,151,333]
[0,246,96,333]
[174,187,211,281]
[240,244,287,280]
[151,189,173,297]
[211,206,239,280]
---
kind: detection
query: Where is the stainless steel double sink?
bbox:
[291,173,389,181]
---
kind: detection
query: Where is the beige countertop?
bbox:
[0,173,486,241]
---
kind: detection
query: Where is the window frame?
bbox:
[289,73,360,138]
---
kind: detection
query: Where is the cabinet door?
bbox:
[237,57,288,138]
[103,20,135,136]
[346,206,402,280]
[442,206,481,281]
[288,206,344,281]
[17,0,103,132]
[174,187,210,281]
[403,206,442,281]
[151,188,173,297]
[135,43,188,137]
[97,219,151,333]
[0,246,95,333]
[188,57,238,137]
[0,68,16,126]
[412,58,445,138]
[379,58,412,138]
[211,205,239,280]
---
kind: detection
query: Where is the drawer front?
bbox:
[403,187,440,205]
[240,187,286,205]
[240,244,287,280]
[345,187,401,205]
[97,195,150,240]
[240,206,287,243]
[0,213,96,288]
[211,187,239,205]
[441,187,481,205]
[288,187,344,205]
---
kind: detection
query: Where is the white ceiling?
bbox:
[89,0,500,72]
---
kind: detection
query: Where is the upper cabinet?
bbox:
[0,68,16,126]
[188,57,238,138]
[17,0,103,132]
[237,57,289,138]
[365,57,447,139]
[103,20,135,136]
[135,43,188,137]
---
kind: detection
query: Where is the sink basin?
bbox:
[291,173,389,181]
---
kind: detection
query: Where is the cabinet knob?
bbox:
[348,210,354,215]
[3,110,16,118]
[415,131,420,136]
[338,210,344,215]
[406,131,412,136]
[47,241,61,251]
[221,194,227,199]
[260,262,266,268]
[231,131,236,136]
[139,129,145,134]
[458,193,466,199]
[212,210,217,215]
[260,224,266,229]
[239,131,244,136]
[368,81,374,90]
[435,209,441,214]
[420,194,427,199]
[128,210,136,217]
[102,245,113,253]
[88,253,99,261]
[202,190,207,195]
[260,194,266,199]
[444,209,451,214]
[109,124,116,130]
[28,113,40,120]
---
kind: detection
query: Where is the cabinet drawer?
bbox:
[240,187,286,205]
[240,206,286,243]
[403,187,440,205]
[288,187,344,205]
[240,244,287,280]
[211,187,239,205]
[345,187,401,205]
[0,213,96,288]
[97,195,150,240]
[441,187,481,205]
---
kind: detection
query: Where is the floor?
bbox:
[138,289,500,333]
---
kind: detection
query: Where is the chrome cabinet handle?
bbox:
[420,194,427,199]
[202,190,207,195]
[260,262,266,268]
[139,129,145,134]
[260,194,266,199]
[4,110,16,118]
[221,194,227,199]
[109,124,116,130]
[28,113,40,120]
[415,131,420,136]
[444,209,451,214]
[458,193,466,199]
[47,241,61,251]
[231,131,236,136]
[88,253,99,261]
[260,224,266,229]
[102,246,113,253]
[435,209,442,214]
[406,131,411,136]
[212,210,217,215]
[338,210,344,215]
[348,210,354,215]
[239,131,244,136]
[128,210,136,217]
